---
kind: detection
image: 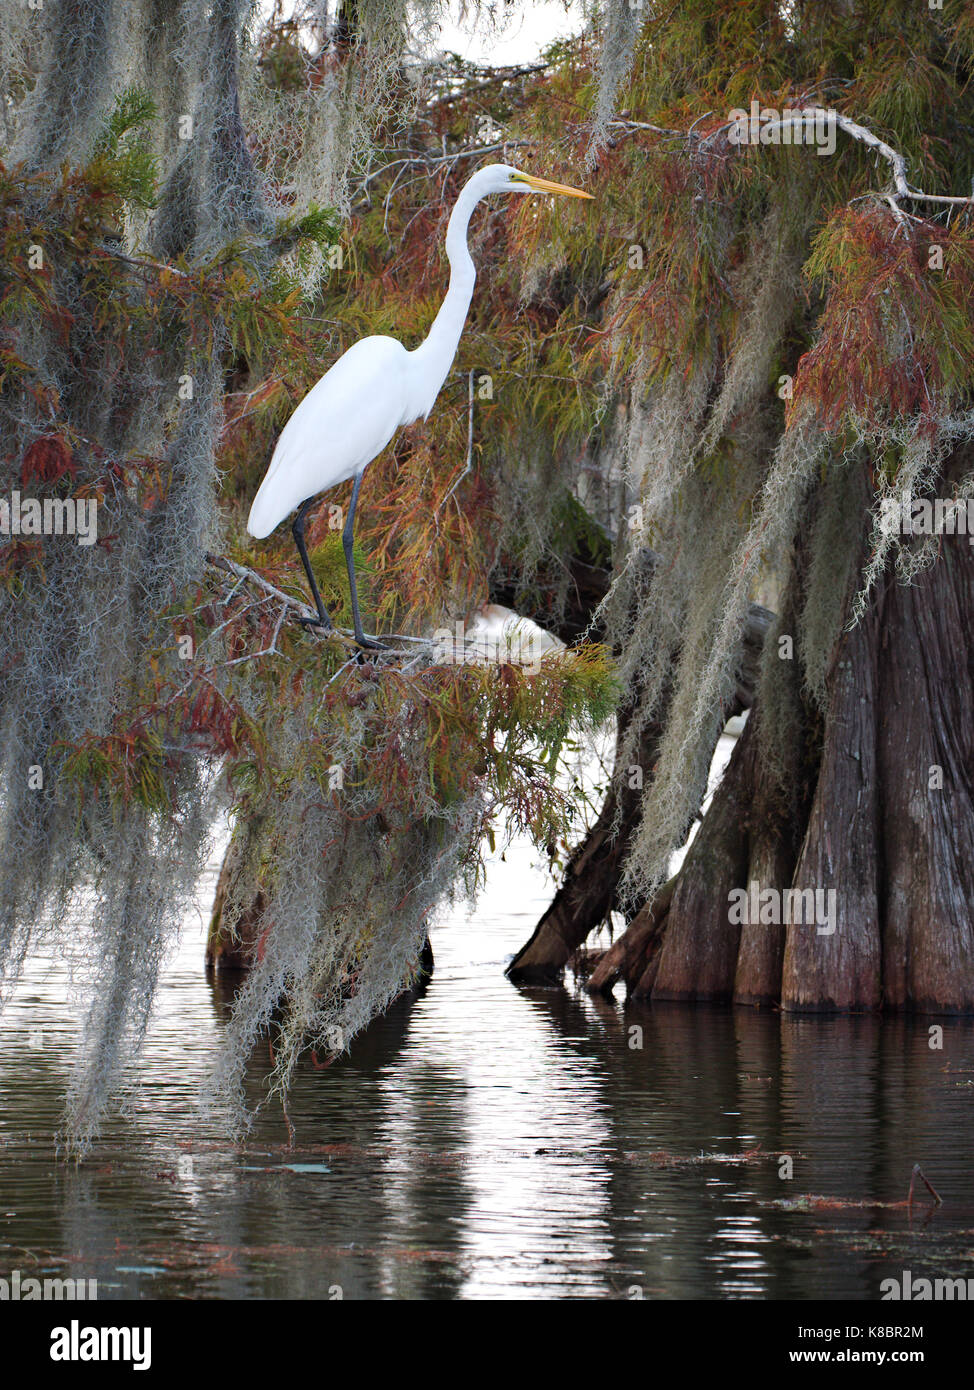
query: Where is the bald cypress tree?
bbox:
[507,0,974,1016]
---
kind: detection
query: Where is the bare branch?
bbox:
[204,553,431,654]
[609,105,973,212]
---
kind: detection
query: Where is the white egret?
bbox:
[247,163,593,649]
[463,602,565,669]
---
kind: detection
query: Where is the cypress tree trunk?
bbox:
[506,694,668,983]
[206,835,435,987]
[508,562,772,985]
[574,449,974,1015]
[780,592,883,1012]
[205,829,267,971]
[650,715,758,1002]
[875,516,974,1013]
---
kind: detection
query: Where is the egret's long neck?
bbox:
[408,181,482,416]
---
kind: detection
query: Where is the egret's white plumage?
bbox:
[247,163,593,646]
[464,603,565,668]
[248,336,410,538]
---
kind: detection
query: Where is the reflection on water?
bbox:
[2,833,974,1300]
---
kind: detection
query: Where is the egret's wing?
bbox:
[248,336,409,537]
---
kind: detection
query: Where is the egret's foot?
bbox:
[354,633,388,652]
[298,612,332,631]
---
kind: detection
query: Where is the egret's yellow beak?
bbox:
[519,173,594,199]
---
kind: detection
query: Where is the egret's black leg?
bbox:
[292,498,332,629]
[343,471,385,650]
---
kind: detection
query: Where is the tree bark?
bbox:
[876,524,974,1013]
[575,455,974,1015]
[506,696,667,982]
[205,821,267,971]
[733,806,794,1007]
[650,714,758,1001]
[586,875,675,996]
[780,596,883,1011]
[507,566,772,984]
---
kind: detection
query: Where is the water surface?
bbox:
[2,835,973,1300]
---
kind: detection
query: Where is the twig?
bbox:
[204,553,432,654]
[325,657,359,688]
[93,247,191,279]
[354,141,532,211]
[281,1094,296,1151]
[440,367,476,514]
[206,552,319,622]
[608,119,688,138]
[907,1163,943,1208]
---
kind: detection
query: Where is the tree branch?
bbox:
[609,105,973,211]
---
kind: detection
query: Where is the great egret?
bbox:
[247,163,593,649]
[460,603,565,669]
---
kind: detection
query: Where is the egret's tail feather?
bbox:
[248,484,287,539]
